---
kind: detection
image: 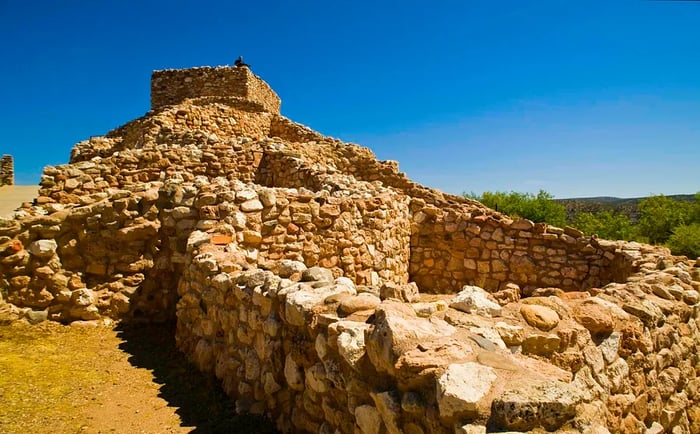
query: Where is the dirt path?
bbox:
[0,322,275,433]
[0,185,39,217]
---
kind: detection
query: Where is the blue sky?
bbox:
[0,0,698,198]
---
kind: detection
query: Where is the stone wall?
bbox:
[176,235,700,433]
[0,184,178,323]
[408,204,636,294]
[0,154,14,186]
[1,165,411,323]
[151,66,281,113]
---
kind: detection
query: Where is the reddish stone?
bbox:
[8,240,23,253]
[210,234,232,245]
[559,291,589,300]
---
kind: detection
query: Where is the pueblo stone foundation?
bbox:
[1,65,699,433]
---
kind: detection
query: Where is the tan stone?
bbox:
[520,304,559,331]
[436,362,496,419]
[338,293,381,316]
[365,302,455,375]
[522,334,561,356]
[572,300,614,336]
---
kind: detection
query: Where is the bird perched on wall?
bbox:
[234,56,249,68]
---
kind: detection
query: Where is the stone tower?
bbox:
[0,154,14,186]
[150,65,281,113]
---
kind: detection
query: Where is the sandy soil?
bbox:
[0,185,39,217]
[0,322,276,434]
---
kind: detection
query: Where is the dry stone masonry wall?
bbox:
[177,237,700,433]
[151,66,281,113]
[1,64,699,433]
[0,154,14,186]
[409,206,635,294]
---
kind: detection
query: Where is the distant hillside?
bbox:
[556,194,696,222]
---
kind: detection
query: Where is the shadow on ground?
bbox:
[117,322,278,434]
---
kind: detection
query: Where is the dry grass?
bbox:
[0,321,276,433]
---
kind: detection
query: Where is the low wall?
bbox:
[409,202,636,293]
[0,176,411,323]
[176,237,700,433]
[0,185,183,323]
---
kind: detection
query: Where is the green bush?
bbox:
[638,195,693,244]
[464,190,700,249]
[572,211,639,241]
[667,223,700,258]
[692,193,700,224]
[465,190,567,227]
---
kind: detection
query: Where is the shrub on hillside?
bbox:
[667,223,700,259]
[638,195,693,244]
[572,210,639,241]
[465,190,567,227]
[692,193,700,224]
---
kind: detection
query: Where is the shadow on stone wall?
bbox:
[116,323,277,433]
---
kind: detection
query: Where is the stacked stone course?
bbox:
[1,65,699,433]
[0,154,14,186]
[175,233,700,433]
[151,66,281,113]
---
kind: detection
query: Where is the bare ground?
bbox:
[0,185,39,217]
[0,321,276,434]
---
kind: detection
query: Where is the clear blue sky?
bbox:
[1,0,698,198]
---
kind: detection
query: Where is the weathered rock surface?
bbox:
[450,285,502,317]
[520,304,560,331]
[436,362,496,419]
[365,302,456,375]
[492,380,580,431]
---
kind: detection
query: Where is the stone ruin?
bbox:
[0,154,14,186]
[1,64,699,434]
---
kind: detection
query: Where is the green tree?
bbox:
[691,192,700,224]
[572,210,638,241]
[638,195,692,244]
[465,190,567,227]
[667,223,700,259]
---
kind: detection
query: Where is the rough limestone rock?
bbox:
[277,259,307,278]
[284,353,304,391]
[520,304,560,331]
[380,282,420,302]
[332,320,370,370]
[521,333,561,356]
[492,379,581,431]
[436,362,497,419]
[365,302,456,375]
[338,292,381,315]
[494,322,525,346]
[369,391,402,434]
[622,299,664,327]
[572,299,614,336]
[302,266,334,285]
[355,405,382,434]
[284,288,322,326]
[28,239,57,258]
[449,285,501,317]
